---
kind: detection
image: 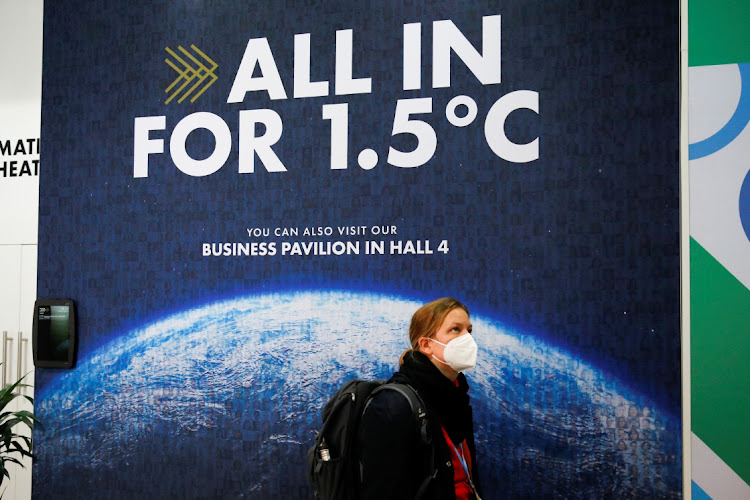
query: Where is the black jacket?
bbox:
[358,351,480,500]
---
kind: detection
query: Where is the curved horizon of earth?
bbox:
[33,290,681,499]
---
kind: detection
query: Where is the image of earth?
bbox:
[33,291,681,499]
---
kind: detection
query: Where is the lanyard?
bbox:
[451,442,482,500]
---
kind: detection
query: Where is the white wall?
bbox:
[0,1,44,498]
[0,0,43,245]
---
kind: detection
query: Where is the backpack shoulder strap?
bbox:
[372,383,430,443]
[368,383,437,499]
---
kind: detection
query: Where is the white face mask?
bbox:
[428,334,478,372]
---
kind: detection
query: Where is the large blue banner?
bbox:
[35,1,681,498]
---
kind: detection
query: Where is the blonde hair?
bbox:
[399,297,469,365]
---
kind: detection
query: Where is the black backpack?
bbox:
[307,379,436,500]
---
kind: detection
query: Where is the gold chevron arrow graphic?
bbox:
[164,44,218,104]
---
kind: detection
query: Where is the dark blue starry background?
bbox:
[35,0,680,498]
